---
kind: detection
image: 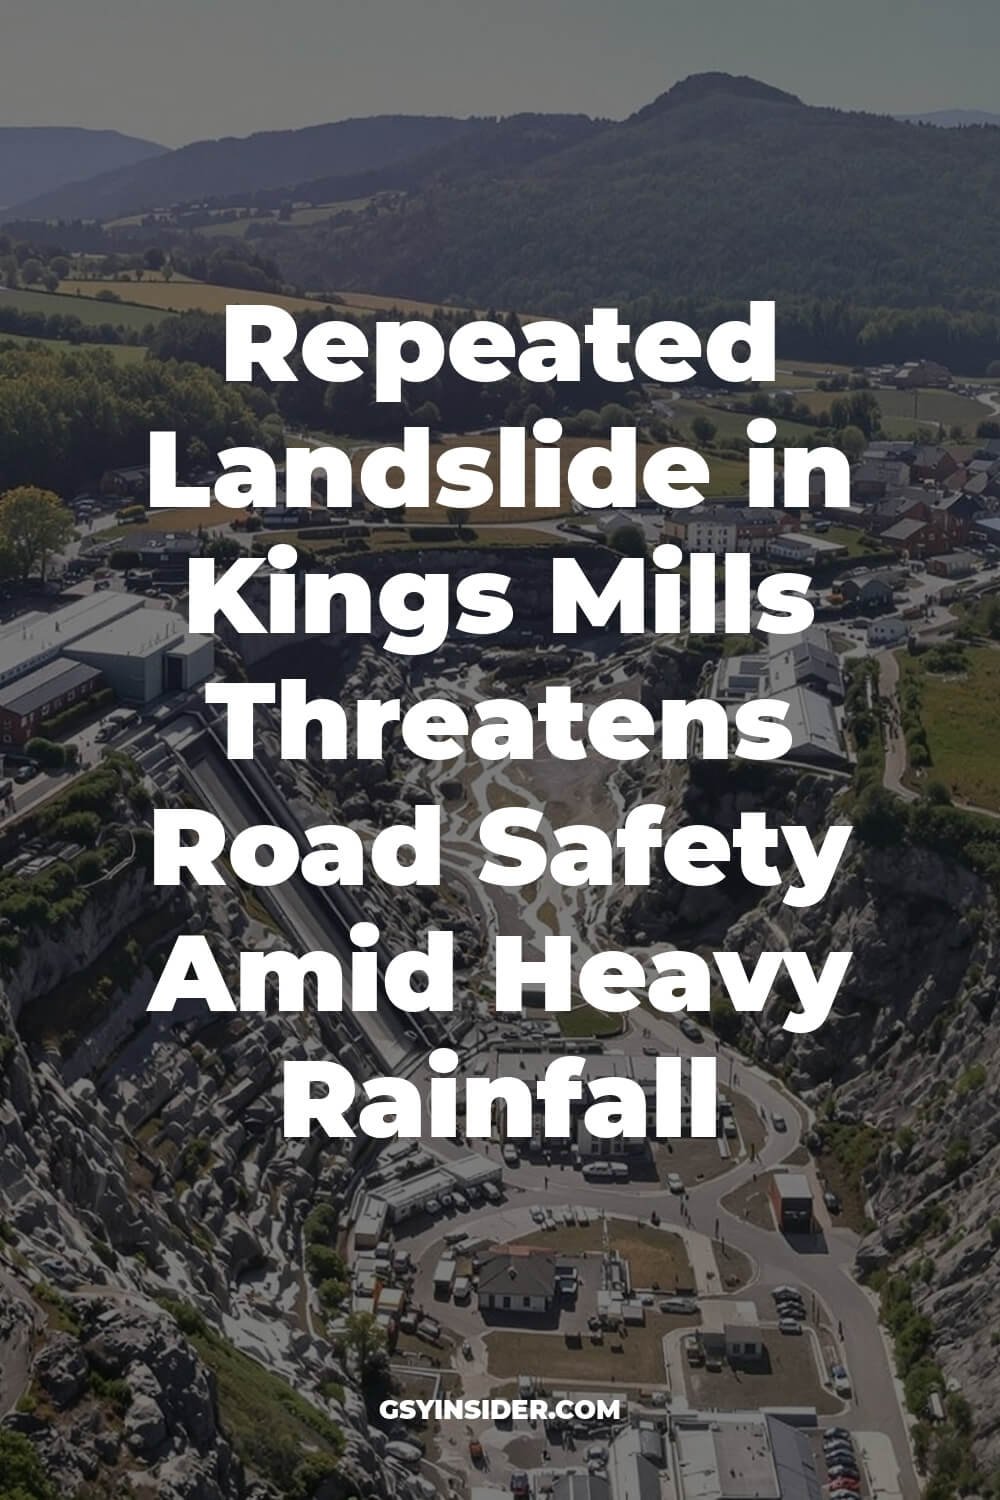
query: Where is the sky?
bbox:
[0,0,994,146]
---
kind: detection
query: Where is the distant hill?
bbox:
[0,127,163,210]
[251,73,1000,319]
[897,109,1000,128]
[4,116,481,221]
[244,113,601,211]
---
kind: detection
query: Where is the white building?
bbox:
[867,616,909,648]
[66,607,214,703]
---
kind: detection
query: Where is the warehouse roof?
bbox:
[67,606,209,661]
[0,657,102,718]
[0,592,143,683]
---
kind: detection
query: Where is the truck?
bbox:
[97,707,139,741]
[432,1256,456,1296]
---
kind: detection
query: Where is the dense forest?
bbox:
[0,345,279,493]
[255,77,1000,342]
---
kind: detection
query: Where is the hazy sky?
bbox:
[1,0,994,146]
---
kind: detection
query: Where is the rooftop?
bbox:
[0,656,102,718]
[478,1252,556,1300]
[0,592,143,683]
[66,606,210,661]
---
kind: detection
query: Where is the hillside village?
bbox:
[4,58,1000,1500]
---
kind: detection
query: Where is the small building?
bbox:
[893,359,951,389]
[66,607,214,704]
[770,1172,815,1233]
[838,571,898,610]
[101,464,151,499]
[0,657,103,747]
[867,617,909,648]
[927,551,977,579]
[773,687,846,769]
[477,1253,555,1316]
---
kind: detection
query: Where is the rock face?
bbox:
[0,865,411,1500]
[613,755,1000,1469]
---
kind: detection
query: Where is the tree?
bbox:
[837,424,867,461]
[0,1428,57,1499]
[691,415,717,447]
[143,246,165,273]
[20,257,43,285]
[343,1310,386,1382]
[0,487,75,582]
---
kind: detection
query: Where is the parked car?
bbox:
[778,1318,803,1335]
[830,1363,852,1397]
[425,1197,441,1215]
[13,762,39,783]
[660,1296,698,1315]
[502,1143,520,1167]
[683,1334,703,1365]
[679,1019,703,1042]
[771,1113,788,1132]
[530,1207,545,1224]
[666,1173,684,1194]
[824,1189,842,1213]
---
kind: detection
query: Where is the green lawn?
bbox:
[557,1004,623,1039]
[670,398,813,450]
[899,646,1000,810]
[0,285,167,330]
[0,330,146,362]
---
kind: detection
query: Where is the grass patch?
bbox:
[515,1221,693,1290]
[557,1005,623,1039]
[59,277,346,317]
[0,285,165,330]
[684,1334,839,1414]
[898,646,1000,810]
[0,330,146,362]
[487,1316,679,1386]
[158,1300,344,1498]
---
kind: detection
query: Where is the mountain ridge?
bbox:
[0,125,163,210]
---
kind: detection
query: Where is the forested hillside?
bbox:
[263,75,1000,322]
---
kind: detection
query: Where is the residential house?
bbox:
[477,1254,556,1317]
[838,572,900,610]
[912,445,959,484]
[852,459,911,502]
[882,516,946,557]
[928,491,982,546]
[893,359,951,389]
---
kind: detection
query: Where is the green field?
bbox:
[0,285,166,331]
[899,646,1000,809]
[670,397,815,449]
[0,331,147,363]
[57,276,466,321]
[792,383,985,435]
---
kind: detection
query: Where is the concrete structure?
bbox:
[0,591,144,687]
[552,1475,610,1500]
[66,608,214,704]
[770,1172,815,1233]
[605,1425,663,1500]
[477,1252,555,1315]
[0,658,103,746]
[673,1412,822,1500]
